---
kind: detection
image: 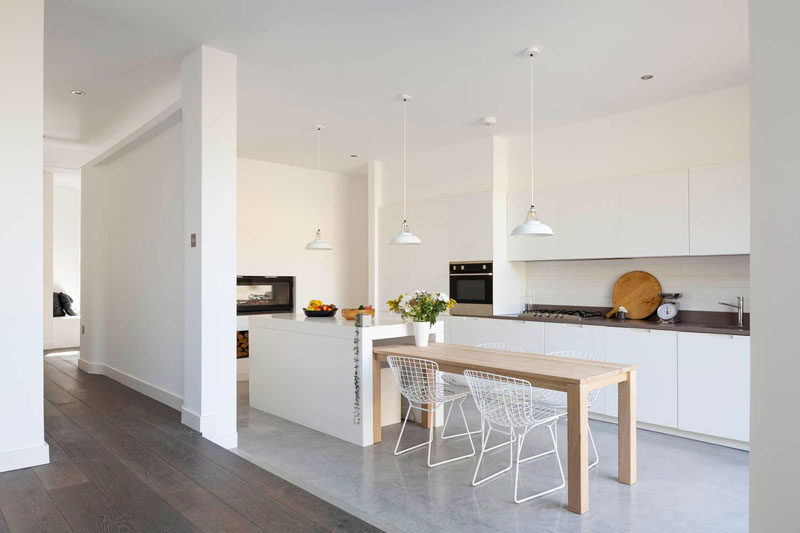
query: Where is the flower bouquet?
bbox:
[386,290,456,346]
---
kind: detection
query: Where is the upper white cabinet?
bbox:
[619,169,690,257]
[410,198,450,294]
[449,191,493,261]
[491,319,545,354]
[603,328,678,427]
[557,178,618,259]
[689,161,750,255]
[677,332,750,442]
[507,188,558,261]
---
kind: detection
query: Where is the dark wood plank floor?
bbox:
[0,355,381,533]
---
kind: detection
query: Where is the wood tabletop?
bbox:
[373,343,634,389]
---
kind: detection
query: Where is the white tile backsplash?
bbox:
[525,255,750,312]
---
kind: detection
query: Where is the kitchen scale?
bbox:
[657,293,682,324]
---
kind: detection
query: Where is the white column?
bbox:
[0,0,49,472]
[491,136,525,315]
[367,161,382,309]
[749,0,800,530]
[181,46,238,448]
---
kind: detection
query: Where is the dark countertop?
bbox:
[451,309,750,336]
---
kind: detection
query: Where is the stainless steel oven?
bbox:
[449,262,492,316]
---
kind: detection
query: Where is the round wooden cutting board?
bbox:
[605,271,663,319]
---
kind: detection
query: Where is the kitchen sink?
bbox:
[699,324,746,330]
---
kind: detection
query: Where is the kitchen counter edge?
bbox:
[448,313,750,336]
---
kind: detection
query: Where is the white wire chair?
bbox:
[538,350,605,469]
[387,355,476,467]
[440,343,526,440]
[464,370,565,503]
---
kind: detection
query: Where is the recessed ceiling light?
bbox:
[71,89,86,96]
[640,74,654,81]
[350,154,358,158]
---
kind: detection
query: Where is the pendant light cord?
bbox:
[529,51,535,208]
[403,97,408,222]
[316,125,322,233]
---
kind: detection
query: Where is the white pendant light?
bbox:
[305,124,333,250]
[511,47,554,237]
[389,94,422,245]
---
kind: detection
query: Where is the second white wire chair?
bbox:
[537,350,606,469]
[464,369,565,503]
[387,355,476,467]
[440,343,526,440]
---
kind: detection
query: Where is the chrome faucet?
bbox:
[719,296,745,328]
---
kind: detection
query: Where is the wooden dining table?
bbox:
[372,343,637,514]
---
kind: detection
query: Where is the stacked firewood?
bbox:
[236,331,249,358]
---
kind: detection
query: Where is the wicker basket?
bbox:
[341,308,376,320]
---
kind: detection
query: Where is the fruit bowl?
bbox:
[303,307,337,317]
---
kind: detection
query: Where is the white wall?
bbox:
[380,136,493,207]
[238,158,368,309]
[508,85,749,191]
[81,123,185,405]
[0,0,48,472]
[43,171,54,348]
[52,171,81,310]
[749,1,800,530]
[526,255,749,312]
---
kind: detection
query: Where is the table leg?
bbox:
[421,368,435,428]
[372,358,382,443]
[567,383,589,514]
[618,370,637,484]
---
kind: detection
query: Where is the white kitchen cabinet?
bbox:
[619,169,689,257]
[507,188,558,261]
[449,191,493,262]
[677,332,750,442]
[491,319,545,354]
[544,322,607,415]
[557,178,618,259]
[379,204,411,310]
[603,328,678,427]
[446,316,494,346]
[410,198,450,294]
[689,161,750,255]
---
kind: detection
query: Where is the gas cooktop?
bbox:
[520,308,605,320]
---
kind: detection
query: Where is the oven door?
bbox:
[449,274,493,305]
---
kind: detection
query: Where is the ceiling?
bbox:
[45,0,749,173]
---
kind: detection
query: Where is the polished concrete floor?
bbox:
[235,382,748,533]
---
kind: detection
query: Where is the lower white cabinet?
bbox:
[443,317,750,443]
[544,323,607,415]
[445,316,494,346]
[490,319,545,354]
[603,328,678,427]
[677,332,750,442]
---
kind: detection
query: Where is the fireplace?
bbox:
[236,275,295,315]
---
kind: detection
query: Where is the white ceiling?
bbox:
[45,0,749,173]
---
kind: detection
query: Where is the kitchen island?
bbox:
[248,313,443,446]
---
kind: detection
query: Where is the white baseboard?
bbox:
[589,413,750,451]
[180,406,202,431]
[180,407,237,449]
[0,442,50,473]
[78,358,183,410]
